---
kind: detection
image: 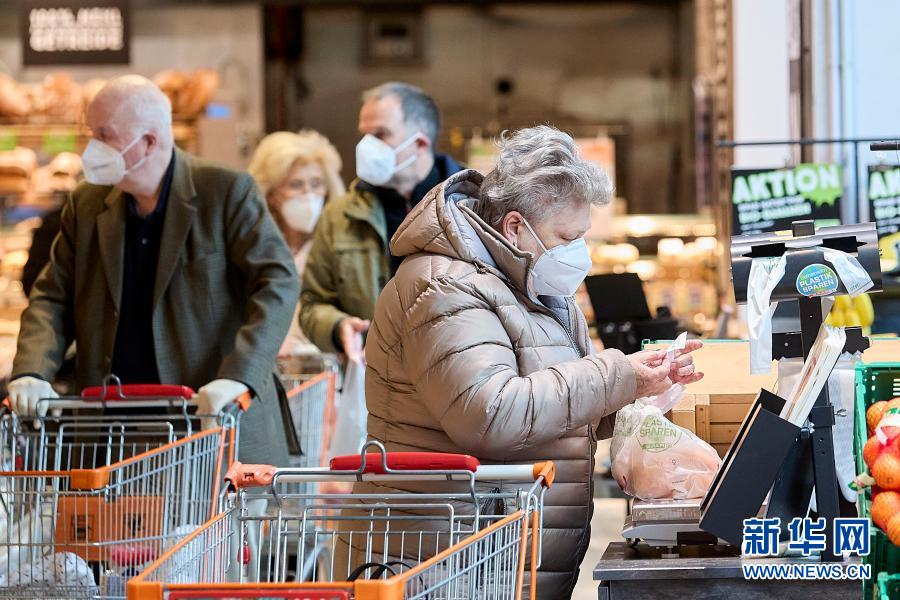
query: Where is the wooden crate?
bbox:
[667,395,696,435]
[691,393,756,457]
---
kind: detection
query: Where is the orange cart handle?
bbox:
[233,391,253,412]
[532,461,556,488]
[329,451,480,474]
[225,462,278,490]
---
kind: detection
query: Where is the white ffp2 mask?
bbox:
[280,193,325,233]
[82,134,147,186]
[355,133,419,186]
[522,217,592,297]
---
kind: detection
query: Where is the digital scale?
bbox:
[622,498,771,553]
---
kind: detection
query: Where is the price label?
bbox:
[42,130,77,155]
[0,131,17,152]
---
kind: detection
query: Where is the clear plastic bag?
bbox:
[328,358,368,459]
[611,385,722,500]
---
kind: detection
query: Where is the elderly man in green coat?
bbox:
[7,75,298,465]
[298,82,461,358]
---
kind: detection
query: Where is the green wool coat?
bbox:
[12,148,298,464]
[298,180,390,352]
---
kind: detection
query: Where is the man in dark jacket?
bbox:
[8,76,298,465]
[299,82,461,358]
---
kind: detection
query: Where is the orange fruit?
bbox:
[871,491,900,530]
[888,513,900,546]
[873,452,900,491]
[883,399,900,439]
[865,436,884,468]
[868,401,890,433]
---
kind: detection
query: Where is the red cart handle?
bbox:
[82,384,196,400]
[329,452,480,474]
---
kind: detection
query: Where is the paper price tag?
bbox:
[666,331,687,361]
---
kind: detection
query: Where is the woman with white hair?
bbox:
[356,125,703,598]
[248,130,345,355]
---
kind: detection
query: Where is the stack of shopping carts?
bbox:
[2,367,554,600]
[0,377,247,599]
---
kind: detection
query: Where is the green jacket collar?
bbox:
[343,178,388,245]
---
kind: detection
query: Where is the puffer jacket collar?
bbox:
[390,169,537,300]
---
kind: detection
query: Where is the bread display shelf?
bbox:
[0,120,199,156]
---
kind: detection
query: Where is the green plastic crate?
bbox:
[878,572,900,600]
[854,363,900,600]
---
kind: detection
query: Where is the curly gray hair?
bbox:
[476,125,613,229]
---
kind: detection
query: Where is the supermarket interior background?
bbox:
[1,1,900,599]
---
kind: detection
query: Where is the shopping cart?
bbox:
[0,377,249,599]
[279,370,337,473]
[127,441,554,600]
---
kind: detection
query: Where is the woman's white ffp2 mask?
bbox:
[280,193,325,233]
[522,217,592,297]
[82,134,148,186]
[355,133,419,187]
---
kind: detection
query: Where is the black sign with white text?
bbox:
[730,164,843,235]
[21,0,130,66]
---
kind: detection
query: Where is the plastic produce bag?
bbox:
[822,249,874,297]
[611,385,722,500]
[327,357,368,459]
[1,552,97,598]
[747,255,787,375]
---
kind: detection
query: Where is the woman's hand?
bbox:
[628,350,672,398]
[668,339,704,386]
[627,339,705,398]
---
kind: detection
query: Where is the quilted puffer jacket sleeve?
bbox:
[401,276,636,460]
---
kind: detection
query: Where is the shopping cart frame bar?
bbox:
[127,507,534,600]
[0,426,232,491]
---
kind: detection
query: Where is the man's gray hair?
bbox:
[476,125,613,229]
[363,82,440,147]
[93,75,173,144]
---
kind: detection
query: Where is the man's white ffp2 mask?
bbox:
[355,133,419,187]
[82,134,147,186]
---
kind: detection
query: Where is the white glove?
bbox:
[7,376,58,417]
[196,379,249,429]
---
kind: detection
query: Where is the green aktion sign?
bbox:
[731,164,843,235]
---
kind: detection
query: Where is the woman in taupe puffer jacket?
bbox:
[355,126,703,599]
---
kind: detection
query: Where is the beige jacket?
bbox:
[359,170,637,598]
